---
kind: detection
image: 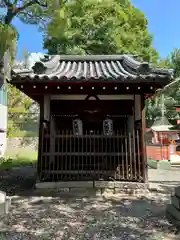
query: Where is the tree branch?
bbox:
[4,0,48,24]
[19,10,46,22]
[15,0,47,14]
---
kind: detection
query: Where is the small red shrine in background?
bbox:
[150,116,178,145]
[146,116,179,160]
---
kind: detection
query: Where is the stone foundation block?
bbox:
[166,205,180,226]
[166,209,180,226]
[167,204,180,221]
[115,182,148,189]
[175,186,180,198]
[36,181,93,189]
[171,195,180,210]
[94,181,115,189]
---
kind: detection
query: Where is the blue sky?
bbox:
[11,0,180,59]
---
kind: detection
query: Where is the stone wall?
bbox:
[6,137,38,153]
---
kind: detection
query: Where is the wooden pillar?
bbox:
[50,114,55,181]
[37,95,51,181]
[141,95,148,182]
[37,97,44,181]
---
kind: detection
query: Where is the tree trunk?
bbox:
[4,9,15,25]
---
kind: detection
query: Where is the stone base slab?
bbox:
[36,181,148,189]
[167,204,180,221]
[166,209,180,226]
[35,181,149,196]
[171,195,180,210]
[36,181,93,189]
[175,186,180,198]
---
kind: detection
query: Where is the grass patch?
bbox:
[8,130,38,138]
[0,150,37,170]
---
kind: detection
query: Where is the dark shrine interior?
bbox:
[40,99,143,182]
[50,100,134,134]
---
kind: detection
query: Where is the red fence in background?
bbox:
[146,145,169,160]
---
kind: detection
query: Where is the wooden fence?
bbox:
[38,130,145,182]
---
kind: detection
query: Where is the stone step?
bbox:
[166,208,180,226]
[175,186,180,198]
[167,204,180,221]
[171,195,180,210]
[35,181,148,190]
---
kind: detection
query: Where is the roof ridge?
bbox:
[11,53,174,83]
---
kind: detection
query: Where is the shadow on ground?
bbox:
[0,167,179,239]
[0,193,179,239]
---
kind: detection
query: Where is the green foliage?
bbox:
[8,130,38,138]
[0,23,17,59]
[0,2,45,138]
[0,151,37,170]
[146,49,180,124]
[44,0,158,63]
[7,83,34,137]
[166,49,180,78]
[1,0,62,26]
[17,0,56,26]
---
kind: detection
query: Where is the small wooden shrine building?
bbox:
[10,54,173,184]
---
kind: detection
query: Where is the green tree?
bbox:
[1,0,47,24]
[7,83,39,137]
[0,0,64,27]
[44,0,159,63]
[0,1,56,137]
[0,24,17,58]
[146,49,180,125]
[165,49,180,78]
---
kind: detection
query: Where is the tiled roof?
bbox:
[12,54,174,82]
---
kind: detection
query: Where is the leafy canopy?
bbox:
[0,24,17,59]
[0,0,62,26]
[44,0,158,63]
[146,49,180,125]
[0,1,53,137]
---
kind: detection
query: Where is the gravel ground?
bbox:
[0,167,179,239]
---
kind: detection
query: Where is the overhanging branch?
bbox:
[19,11,46,22]
[15,0,47,13]
[4,0,48,24]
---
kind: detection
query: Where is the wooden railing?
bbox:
[38,130,145,182]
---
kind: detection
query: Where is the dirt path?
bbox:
[148,168,180,185]
[0,167,179,239]
[0,192,179,239]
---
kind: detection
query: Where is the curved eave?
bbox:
[10,74,171,85]
[12,54,173,85]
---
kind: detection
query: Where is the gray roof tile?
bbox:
[12,54,174,82]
